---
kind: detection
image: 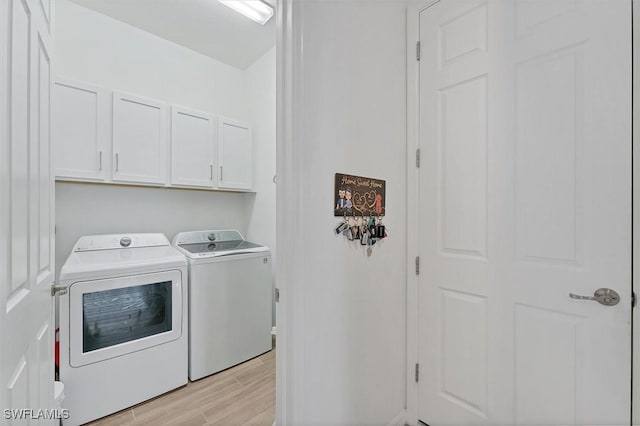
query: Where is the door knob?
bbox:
[569,288,620,306]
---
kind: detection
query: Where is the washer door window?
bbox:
[69,270,183,367]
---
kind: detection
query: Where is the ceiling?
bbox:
[69,0,276,69]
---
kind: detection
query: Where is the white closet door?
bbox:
[112,91,168,185]
[53,78,108,180]
[417,1,632,425]
[218,117,253,190]
[170,106,217,188]
[1,0,56,421]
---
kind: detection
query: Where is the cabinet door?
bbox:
[112,91,168,185]
[53,78,108,180]
[218,117,253,190]
[170,106,216,188]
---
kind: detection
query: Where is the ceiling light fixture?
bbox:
[218,0,274,25]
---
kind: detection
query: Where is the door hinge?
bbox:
[416,148,421,168]
[415,363,420,382]
[633,291,636,308]
[51,283,67,297]
[275,288,280,303]
[416,41,421,61]
[415,256,420,275]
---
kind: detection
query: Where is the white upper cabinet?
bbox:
[112,91,168,185]
[170,106,217,188]
[53,78,109,180]
[52,78,254,191]
[218,117,253,190]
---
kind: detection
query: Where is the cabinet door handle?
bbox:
[115,153,119,172]
[210,165,213,180]
[220,165,223,181]
[99,151,103,171]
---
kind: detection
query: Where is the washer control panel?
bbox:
[74,234,169,252]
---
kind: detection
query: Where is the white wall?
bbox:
[245,47,277,325]
[55,183,248,275]
[55,0,248,119]
[280,1,407,424]
[54,0,275,276]
[245,47,276,262]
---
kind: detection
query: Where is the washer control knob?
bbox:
[120,237,132,247]
[207,233,216,241]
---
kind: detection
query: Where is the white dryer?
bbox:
[173,230,272,381]
[58,234,187,425]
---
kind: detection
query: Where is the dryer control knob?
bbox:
[207,233,216,241]
[120,237,132,247]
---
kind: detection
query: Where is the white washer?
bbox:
[173,230,272,381]
[58,234,187,425]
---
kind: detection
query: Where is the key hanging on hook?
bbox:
[361,223,369,246]
[344,213,355,240]
[351,214,361,240]
[335,212,349,234]
[375,215,386,239]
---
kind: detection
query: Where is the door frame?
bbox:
[405,2,424,425]
[0,0,8,413]
[275,0,305,424]
[633,1,639,424]
[406,2,440,424]
[406,1,636,425]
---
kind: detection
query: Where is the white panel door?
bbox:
[170,106,217,188]
[218,117,253,190]
[0,0,56,423]
[112,91,168,185]
[52,78,108,181]
[417,1,631,425]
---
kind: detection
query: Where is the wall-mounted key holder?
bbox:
[335,212,388,255]
[334,173,385,217]
[333,173,388,255]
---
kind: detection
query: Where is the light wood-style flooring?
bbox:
[87,350,275,426]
